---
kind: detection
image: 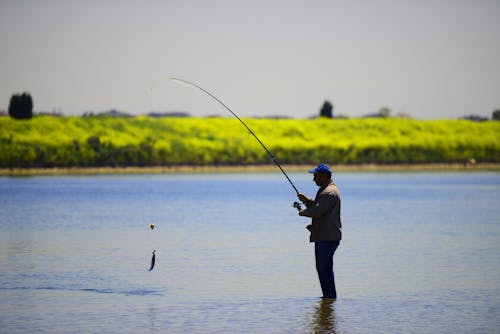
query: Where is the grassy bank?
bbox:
[0,116,499,168]
[1,163,499,176]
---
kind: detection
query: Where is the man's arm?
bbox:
[298,193,335,218]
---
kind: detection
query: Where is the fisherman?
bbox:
[297,163,342,299]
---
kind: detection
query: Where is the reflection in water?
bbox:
[308,299,337,334]
[148,306,157,334]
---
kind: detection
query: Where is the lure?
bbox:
[149,250,156,271]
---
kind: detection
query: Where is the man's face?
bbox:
[313,172,330,187]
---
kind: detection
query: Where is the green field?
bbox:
[0,116,499,168]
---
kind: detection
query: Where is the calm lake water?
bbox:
[0,172,499,333]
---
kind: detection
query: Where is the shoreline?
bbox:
[1,163,499,176]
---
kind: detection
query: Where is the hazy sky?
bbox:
[1,0,499,119]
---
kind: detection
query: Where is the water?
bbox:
[0,172,499,333]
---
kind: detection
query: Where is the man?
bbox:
[297,163,342,299]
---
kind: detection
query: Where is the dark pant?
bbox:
[315,240,340,299]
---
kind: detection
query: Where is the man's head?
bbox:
[309,163,332,187]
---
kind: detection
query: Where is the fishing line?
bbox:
[148,218,156,271]
[171,78,300,195]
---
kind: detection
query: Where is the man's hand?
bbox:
[297,193,313,204]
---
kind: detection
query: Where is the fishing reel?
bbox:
[293,201,312,232]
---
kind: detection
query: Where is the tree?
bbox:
[8,93,33,119]
[493,109,500,121]
[363,107,392,118]
[460,115,488,122]
[319,100,333,118]
[378,107,391,118]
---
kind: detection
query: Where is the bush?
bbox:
[319,101,333,118]
[8,93,33,119]
[493,109,500,121]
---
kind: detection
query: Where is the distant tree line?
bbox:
[3,93,500,121]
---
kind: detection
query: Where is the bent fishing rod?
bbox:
[171,78,301,197]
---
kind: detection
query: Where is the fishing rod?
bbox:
[171,78,301,197]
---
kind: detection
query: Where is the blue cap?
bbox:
[309,163,332,174]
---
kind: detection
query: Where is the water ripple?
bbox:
[0,286,164,296]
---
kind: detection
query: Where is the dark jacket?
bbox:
[301,180,342,242]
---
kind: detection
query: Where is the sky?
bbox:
[1,0,499,119]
